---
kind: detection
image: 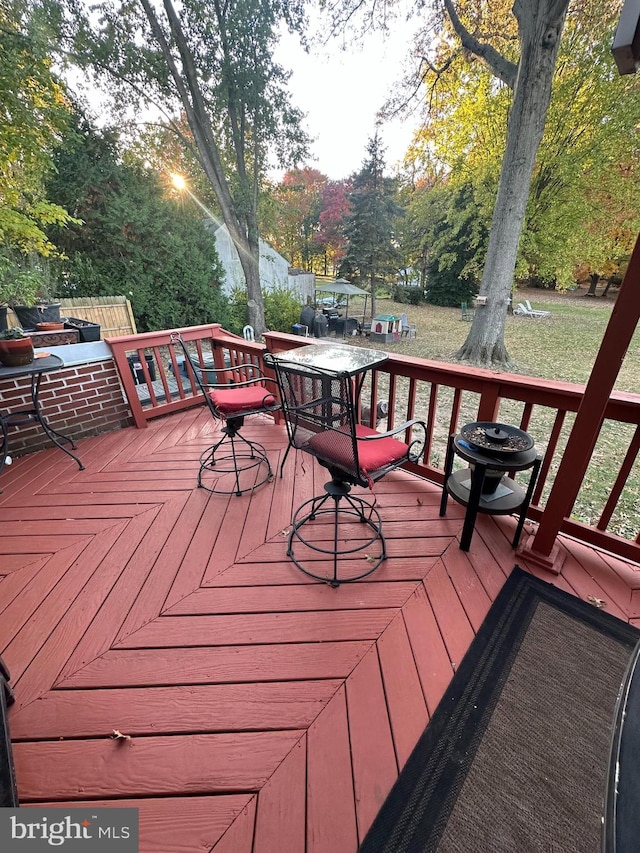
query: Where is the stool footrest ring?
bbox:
[287,485,386,587]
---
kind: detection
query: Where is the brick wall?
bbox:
[2,360,132,458]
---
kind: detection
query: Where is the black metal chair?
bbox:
[264,353,426,586]
[171,334,279,496]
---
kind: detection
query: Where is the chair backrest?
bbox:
[264,354,362,479]
[243,325,255,341]
[171,333,276,421]
[400,312,409,329]
[265,352,427,487]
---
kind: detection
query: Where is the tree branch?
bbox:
[137,0,242,241]
[442,0,517,89]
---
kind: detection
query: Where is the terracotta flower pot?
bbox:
[36,322,64,332]
[0,337,35,367]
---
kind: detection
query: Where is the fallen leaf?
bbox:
[587,595,606,609]
[111,729,132,741]
[365,554,378,563]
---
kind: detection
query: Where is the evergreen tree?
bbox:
[46,115,228,332]
[339,134,402,318]
[423,183,488,307]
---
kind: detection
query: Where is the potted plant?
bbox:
[0,259,40,332]
[0,256,61,330]
[0,328,34,367]
[11,291,62,329]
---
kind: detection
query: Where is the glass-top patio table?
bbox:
[267,342,389,474]
[269,341,388,378]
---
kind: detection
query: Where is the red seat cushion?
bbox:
[355,424,409,472]
[307,424,409,485]
[208,386,276,416]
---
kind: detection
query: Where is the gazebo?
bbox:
[315,279,370,333]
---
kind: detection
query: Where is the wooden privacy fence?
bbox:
[6,296,137,338]
[58,296,137,338]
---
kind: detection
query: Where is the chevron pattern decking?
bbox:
[1,409,639,853]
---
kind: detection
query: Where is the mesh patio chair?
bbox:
[171,333,279,496]
[264,352,426,586]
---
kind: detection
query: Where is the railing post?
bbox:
[523,232,640,571]
[476,380,501,422]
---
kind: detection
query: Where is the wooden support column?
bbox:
[521,233,640,571]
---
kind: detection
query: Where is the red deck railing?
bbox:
[106,324,269,430]
[105,324,640,569]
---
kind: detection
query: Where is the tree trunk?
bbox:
[138,0,267,335]
[454,0,569,367]
[235,221,266,334]
[370,272,377,319]
[586,272,600,296]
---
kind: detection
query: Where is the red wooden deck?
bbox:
[2,409,640,852]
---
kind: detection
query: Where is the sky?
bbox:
[275,13,422,181]
[73,7,423,183]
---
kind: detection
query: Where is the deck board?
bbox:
[423,558,475,668]
[57,642,374,688]
[164,581,418,614]
[10,681,342,739]
[402,582,455,716]
[345,647,398,842]
[306,688,358,853]
[33,795,254,853]
[1,409,638,852]
[116,609,400,647]
[254,738,307,853]
[14,731,303,800]
[213,799,257,853]
[377,613,430,769]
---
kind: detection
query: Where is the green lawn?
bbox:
[343,288,640,538]
[366,289,639,391]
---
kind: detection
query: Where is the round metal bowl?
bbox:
[460,422,535,456]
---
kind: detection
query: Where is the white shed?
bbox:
[214,225,314,301]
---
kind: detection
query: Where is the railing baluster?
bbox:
[423,383,438,467]
[598,425,640,530]
[387,373,398,430]
[104,327,640,564]
[450,388,462,436]
[520,402,533,432]
[533,409,566,505]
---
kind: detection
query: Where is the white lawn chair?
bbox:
[400,312,417,338]
[524,300,550,318]
[514,302,549,318]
